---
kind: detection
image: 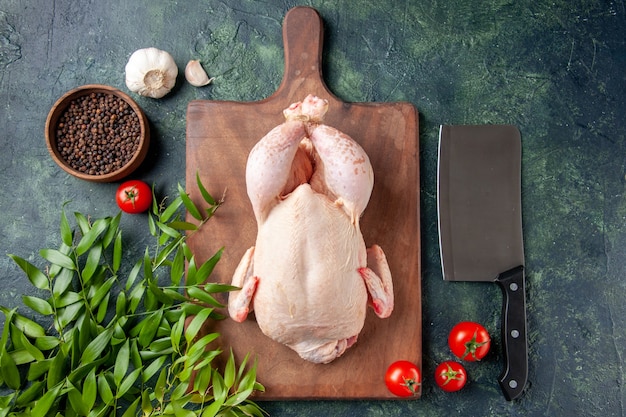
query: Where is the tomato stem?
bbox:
[125,187,138,208]
[463,329,489,360]
[402,376,421,395]
[440,363,463,386]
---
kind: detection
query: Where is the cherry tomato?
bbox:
[384,360,421,397]
[448,321,491,361]
[434,361,467,392]
[116,180,152,214]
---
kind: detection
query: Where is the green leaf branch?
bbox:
[0,176,265,417]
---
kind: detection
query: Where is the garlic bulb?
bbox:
[185,60,214,87]
[125,47,178,98]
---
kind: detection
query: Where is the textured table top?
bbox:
[1,1,624,415]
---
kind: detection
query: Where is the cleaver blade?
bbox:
[437,124,528,401]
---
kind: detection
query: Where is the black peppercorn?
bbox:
[55,93,141,176]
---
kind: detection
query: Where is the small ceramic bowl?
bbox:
[45,84,150,182]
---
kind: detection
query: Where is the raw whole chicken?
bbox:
[228,95,394,364]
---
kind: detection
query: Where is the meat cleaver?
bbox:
[437,124,528,401]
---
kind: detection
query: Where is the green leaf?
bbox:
[225,384,256,407]
[56,301,84,331]
[2,308,46,338]
[138,310,163,348]
[27,358,52,381]
[47,348,67,389]
[81,327,113,364]
[211,369,227,404]
[235,402,266,417]
[89,276,116,309]
[60,208,74,247]
[178,183,203,221]
[156,220,181,239]
[48,242,72,279]
[184,308,212,345]
[0,394,14,417]
[34,335,60,351]
[186,256,198,287]
[186,286,224,308]
[154,368,168,403]
[148,280,175,306]
[126,259,143,291]
[142,355,167,383]
[0,346,21,389]
[116,291,127,317]
[186,333,219,367]
[76,217,109,256]
[153,235,184,271]
[16,379,45,407]
[114,340,130,388]
[54,291,82,308]
[0,308,15,347]
[121,397,140,417]
[203,282,238,294]
[11,324,44,361]
[168,220,198,231]
[194,248,223,284]
[52,268,75,297]
[240,360,260,391]
[22,295,53,316]
[10,348,38,365]
[82,243,103,283]
[96,292,110,324]
[196,172,217,205]
[144,283,158,312]
[102,212,122,249]
[148,337,172,353]
[171,313,186,352]
[192,363,212,397]
[143,247,154,283]
[31,381,62,416]
[90,402,112,417]
[142,391,154,416]
[40,248,76,270]
[9,254,49,290]
[200,394,224,417]
[69,355,108,386]
[82,368,97,411]
[113,231,123,273]
[67,382,87,416]
[171,245,185,286]
[148,211,157,237]
[116,368,141,398]
[189,349,221,373]
[74,212,91,235]
[173,403,196,417]
[160,195,183,223]
[224,350,236,389]
[97,374,114,405]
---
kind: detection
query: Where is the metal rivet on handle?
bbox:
[511,330,520,338]
[509,380,518,389]
[510,283,518,291]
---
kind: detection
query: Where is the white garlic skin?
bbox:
[125,47,178,99]
[185,60,214,87]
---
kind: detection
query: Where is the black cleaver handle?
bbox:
[496,265,528,401]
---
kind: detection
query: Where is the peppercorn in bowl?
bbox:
[45,84,150,182]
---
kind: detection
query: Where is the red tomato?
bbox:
[448,321,491,361]
[434,361,467,392]
[116,180,152,214]
[385,360,421,397]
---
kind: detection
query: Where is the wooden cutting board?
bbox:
[185,6,420,400]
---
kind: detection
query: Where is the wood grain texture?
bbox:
[185,6,420,400]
